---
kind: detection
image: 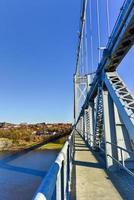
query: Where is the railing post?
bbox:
[63,154,67,200]
[56,170,62,200]
[67,144,70,199]
[61,162,64,200]
[120,148,125,167]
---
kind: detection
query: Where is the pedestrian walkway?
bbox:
[71,132,122,200]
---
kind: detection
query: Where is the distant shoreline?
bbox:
[0,133,68,152]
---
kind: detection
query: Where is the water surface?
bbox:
[0,149,59,200]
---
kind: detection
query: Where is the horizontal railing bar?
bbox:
[98,141,134,178]
[107,153,134,178]
[32,130,75,200]
[106,141,134,155]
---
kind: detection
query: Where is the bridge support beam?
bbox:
[114,105,133,168]
[83,110,87,141]
[74,75,78,124]
[83,109,91,141]
[103,89,118,171]
[87,101,94,147]
[80,116,84,137]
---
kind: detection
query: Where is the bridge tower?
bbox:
[74,74,91,124]
[73,0,92,124]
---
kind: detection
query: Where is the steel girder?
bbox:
[104,72,134,146]
[76,0,134,123]
[102,0,134,72]
[94,83,104,148]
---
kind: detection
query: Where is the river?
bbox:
[0,149,59,200]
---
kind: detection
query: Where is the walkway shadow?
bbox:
[74,130,132,200]
[74,143,85,146]
[75,149,90,152]
[74,145,86,148]
[73,160,103,169]
[0,163,46,177]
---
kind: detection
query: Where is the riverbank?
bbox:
[0,122,71,152]
[0,133,68,152]
[37,137,67,150]
[38,142,63,150]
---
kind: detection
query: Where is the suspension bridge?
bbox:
[33,0,134,199]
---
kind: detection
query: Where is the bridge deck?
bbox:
[71,132,122,200]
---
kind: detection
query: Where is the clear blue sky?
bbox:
[0,0,133,123]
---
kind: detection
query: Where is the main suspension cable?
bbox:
[75,0,88,75]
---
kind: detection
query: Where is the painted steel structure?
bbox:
[75,0,134,171]
[33,0,134,199]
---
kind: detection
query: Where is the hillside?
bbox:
[0,122,72,151]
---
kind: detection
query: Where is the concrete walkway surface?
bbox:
[71,132,122,200]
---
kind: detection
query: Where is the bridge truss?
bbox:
[74,0,134,172]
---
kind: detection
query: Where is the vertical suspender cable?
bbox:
[84,22,89,74]
[80,45,82,75]
[81,36,84,75]
[106,0,110,38]
[96,0,101,64]
[89,0,94,76]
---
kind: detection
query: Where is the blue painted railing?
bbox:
[32,130,74,200]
